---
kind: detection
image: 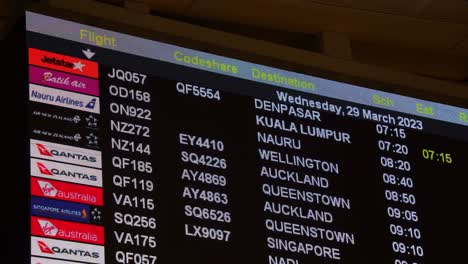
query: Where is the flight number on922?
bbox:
[176,82,221,101]
[108,68,147,85]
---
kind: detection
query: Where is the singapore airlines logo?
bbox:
[37,180,58,197]
[38,219,58,236]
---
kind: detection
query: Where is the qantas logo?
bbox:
[31,237,104,263]
[36,162,98,181]
[37,144,52,157]
[38,241,54,254]
[31,139,101,168]
[37,162,53,175]
[31,158,102,187]
[36,143,96,162]
[36,240,99,258]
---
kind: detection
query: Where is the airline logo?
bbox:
[31,106,100,129]
[31,216,104,244]
[30,139,101,168]
[30,158,102,187]
[28,48,98,78]
[29,84,100,114]
[31,177,103,206]
[29,66,99,96]
[31,256,82,264]
[31,236,105,263]
[31,197,96,223]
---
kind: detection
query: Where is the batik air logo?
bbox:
[28,48,98,79]
[32,217,104,244]
[31,139,101,168]
[31,158,102,187]
[31,236,104,263]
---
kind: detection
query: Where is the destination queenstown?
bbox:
[262,184,351,210]
[254,98,322,121]
[260,166,330,189]
[255,115,352,144]
[265,219,355,245]
[264,201,334,223]
[258,149,340,174]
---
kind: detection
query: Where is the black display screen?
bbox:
[26,11,468,264]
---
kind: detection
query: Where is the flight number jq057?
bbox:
[108,68,147,85]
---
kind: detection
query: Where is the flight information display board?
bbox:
[26,11,468,264]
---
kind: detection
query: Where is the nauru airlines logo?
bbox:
[31,237,104,263]
[31,158,102,187]
[30,139,101,168]
[28,48,98,78]
[29,84,100,114]
[31,177,103,206]
[32,216,104,244]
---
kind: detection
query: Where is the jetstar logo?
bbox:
[31,177,103,206]
[31,139,102,168]
[40,56,85,72]
[31,158,103,187]
[29,48,98,78]
[32,217,103,244]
